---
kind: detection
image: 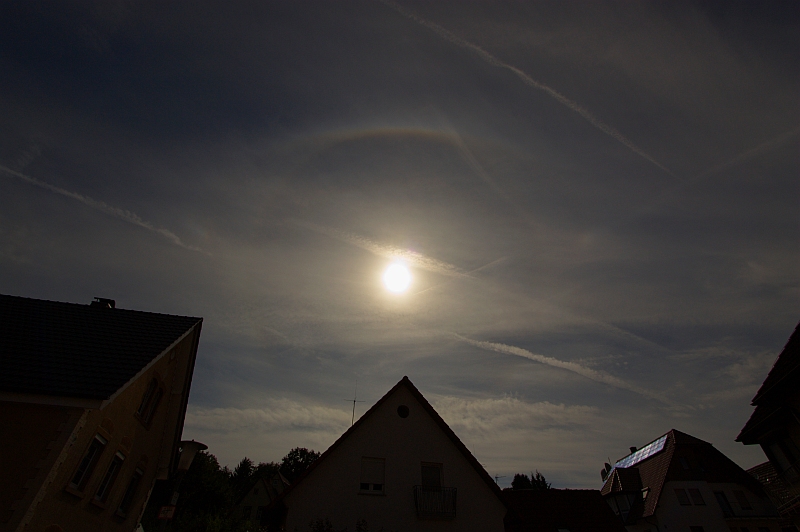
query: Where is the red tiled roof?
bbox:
[503,489,626,532]
[601,429,764,519]
[0,294,202,400]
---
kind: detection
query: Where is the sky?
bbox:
[0,1,798,489]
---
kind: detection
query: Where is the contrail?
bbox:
[0,165,204,253]
[378,0,676,178]
[448,130,543,230]
[291,219,467,278]
[454,333,676,406]
[412,256,506,295]
[695,126,800,180]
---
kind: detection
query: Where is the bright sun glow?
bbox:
[383,262,412,293]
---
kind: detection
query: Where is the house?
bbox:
[264,376,507,531]
[502,488,626,532]
[737,321,800,522]
[0,294,202,532]
[236,472,289,526]
[600,429,787,532]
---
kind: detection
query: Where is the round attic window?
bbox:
[397,405,409,418]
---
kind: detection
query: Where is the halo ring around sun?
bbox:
[383,262,411,293]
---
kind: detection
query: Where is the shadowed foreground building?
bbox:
[738,321,800,523]
[502,488,626,532]
[0,294,202,532]
[600,429,787,532]
[264,376,507,531]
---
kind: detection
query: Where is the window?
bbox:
[689,527,705,532]
[675,488,692,505]
[680,457,690,470]
[688,488,705,505]
[714,491,734,518]
[69,434,107,491]
[733,490,751,510]
[94,451,125,502]
[137,378,163,425]
[242,506,252,518]
[256,506,264,520]
[421,463,443,488]
[116,468,144,518]
[359,458,385,493]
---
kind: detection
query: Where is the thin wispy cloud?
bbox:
[291,219,467,277]
[378,0,676,178]
[448,130,543,230]
[454,334,676,406]
[0,165,204,253]
[696,126,800,179]
[412,256,506,295]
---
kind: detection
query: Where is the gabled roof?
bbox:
[269,376,505,508]
[0,294,202,401]
[503,489,626,532]
[601,429,764,519]
[737,320,800,443]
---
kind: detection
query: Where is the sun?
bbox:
[383,262,412,293]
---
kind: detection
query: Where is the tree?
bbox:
[280,447,321,483]
[141,450,238,531]
[511,473,532,490]
[510,470,551,490]
[231,456,255,501]
[531,469,551,490]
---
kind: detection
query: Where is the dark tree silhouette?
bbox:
[511,470,551,490]
[511,473,533,490]
[280,447,321,482]
[531,469,551,490]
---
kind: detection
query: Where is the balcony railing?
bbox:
[413,486,457,519]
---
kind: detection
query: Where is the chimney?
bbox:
[90,297,116,308]
[629,446,638,454]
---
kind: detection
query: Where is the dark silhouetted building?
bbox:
[738,321,800,524]
[0,294,202,532]
[265,376,507,531]
[503,488,626,532]
[601,429,785,531]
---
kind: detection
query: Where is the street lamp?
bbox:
[177,440,208,472]
[157,440,207,529]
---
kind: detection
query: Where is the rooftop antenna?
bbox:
[494,475,506,485]
[344,379,365,426]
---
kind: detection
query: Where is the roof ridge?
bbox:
[267,376,505,512]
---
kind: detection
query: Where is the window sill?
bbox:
[90,497,108,510]
[358,490,386,496]
[64,485,85,499]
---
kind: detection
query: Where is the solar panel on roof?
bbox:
[613,435,667,470]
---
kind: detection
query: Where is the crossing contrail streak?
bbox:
[695,126,800,180]
[411,256,507,295]
[0,165,204,253]
[291,219,467,278]
[378,0,676,178]
[454,333,676,406]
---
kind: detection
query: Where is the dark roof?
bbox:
[503,489,626,532]
[747,461,800,513]
[751,321,800,405]
[0,294,202,400]
[737,320,800,443]
[601,429,764,519]
[270,376,505,509]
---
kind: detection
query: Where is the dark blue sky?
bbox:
[1,0,797,487]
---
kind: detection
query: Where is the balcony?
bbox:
[413,485,457,519]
